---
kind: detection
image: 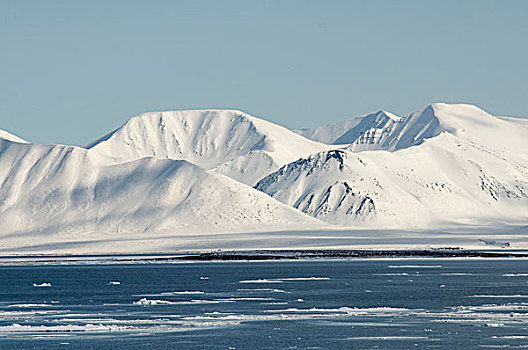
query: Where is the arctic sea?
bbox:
[1,260,528,349]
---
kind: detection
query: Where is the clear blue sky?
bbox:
[1,0,527,145]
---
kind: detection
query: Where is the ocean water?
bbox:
[0,259,528,349]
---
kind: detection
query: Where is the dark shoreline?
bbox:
[146,249,528,262]
[2,248,528,264]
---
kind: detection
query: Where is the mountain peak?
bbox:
[377,110,402,122]
[87,109,273,165]
[0,129,28,144]
[86,109,329,185]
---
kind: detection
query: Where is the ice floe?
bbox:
[0,323,133,333]
[238,279,283,284]
[388,265,442,269]
[346,336,429,340]
[469,295,528,298]
[239,277,330,283]
[137,291,205,297]
[133,298,175,306]
[32,282,51,287]
[237,288,289,293]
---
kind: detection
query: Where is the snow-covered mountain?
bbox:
[298,103,527,163]
[0,103,527,252]
[296,110,402,146]
[296,107,443,152]
[0,129,27,144]
[0,137,322,239]
[87,110,329,185]
[257,104,528,228]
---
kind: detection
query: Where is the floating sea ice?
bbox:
[469,295,528,298]
[0,323,130,333]
[388,265,442,269]
[278,277,329,281]
[108,281,121,285]
[239,279,283,284]
[133,298,174,306]
[347,336,428,341]
[7,304,51,308]
[485,323,504,327]
[33,282,51,288]
[160,291,205,295]
[239,277,330,284]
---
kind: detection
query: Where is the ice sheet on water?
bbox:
[237,288,289,293]
[455,303,528,311]
[0,323,132,333]
[469,295,528,298]
[239,277,330,283]
[137,291,205,297]
[7,304,52,308]
[279,277,330,281]
[492,336,528,339]
[133,298,237,306]
[239,279,283,284]
[264,306,413,315]
[216,297,274,302]
[133,298,175,306]
[346,336,429,341]
[388,265,442,269]
[32,282,51,287]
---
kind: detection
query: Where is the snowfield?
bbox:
[0,103,527,253]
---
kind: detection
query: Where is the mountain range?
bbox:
[1,103,527,253]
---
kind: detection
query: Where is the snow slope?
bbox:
[0,129,27,144]
[0,138,322,240]
[296,118,367,145]
[257,105,528,228]
[87,110,329,185]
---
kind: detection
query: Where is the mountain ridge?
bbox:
[86,109,331,185]
[0,103,526,252]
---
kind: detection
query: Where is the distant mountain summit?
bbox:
[0,129,27,144]
[297,103,528,163]
[296,106,443,151]
[87,109,329,185]
[260,104,528,227]
[296,110,402,146]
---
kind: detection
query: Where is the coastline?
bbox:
[1,248,528,265]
